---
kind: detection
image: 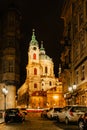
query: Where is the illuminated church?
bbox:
[17,29,65,108]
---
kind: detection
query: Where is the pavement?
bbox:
[0,111,4,124]
[0,118,4,124]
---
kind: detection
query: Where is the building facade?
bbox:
[61,0,87,105]
[0,6,22,109]
[17,29,65,109]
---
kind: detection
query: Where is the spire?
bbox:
[30,29,38,46]
[32,29,35,41]
[41,41,44,50]
[40,41,45,55]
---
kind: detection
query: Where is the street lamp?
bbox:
[2,87,8,111]
[68,84,77,93]
[68,84,77,105]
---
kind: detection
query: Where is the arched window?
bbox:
[45,66,48,73]
[34,83,37,88]
[49,81,52,86]
[33,53,36,59]
[34,68,37,75]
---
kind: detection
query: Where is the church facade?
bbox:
[17,29,65,109]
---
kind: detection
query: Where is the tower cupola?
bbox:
[30,29,38,47]
[39,41,45,55]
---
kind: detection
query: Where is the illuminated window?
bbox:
[34,68,37,75]
[33,53,36,59]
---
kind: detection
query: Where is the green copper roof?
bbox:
[39,41,46,55]
[30,29,38,46]
[40,41,45,50]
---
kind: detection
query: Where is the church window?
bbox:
[49,81,52,86]
[34,68,37,75]
[33,53,36,59]
[42,83,44,86]
[45,66,48,74]
[34,83,37,88]
[50,68,52,75]
[33,47,37,50]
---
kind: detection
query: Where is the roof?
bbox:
[32,90,47,96]
[30,29,38,46]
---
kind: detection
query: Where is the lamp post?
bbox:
[68,84,77,93]
[68,84,77,105]
[2,87,8,111]
[26,91,29,108]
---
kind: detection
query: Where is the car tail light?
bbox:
[69,110,73,116]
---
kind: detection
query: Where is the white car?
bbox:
[57,105,87,124]
[47,107,62,120]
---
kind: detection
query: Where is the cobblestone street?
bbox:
[25,116,63,130]
[0,113,78,130]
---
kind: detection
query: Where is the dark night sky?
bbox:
[0,0,64,85]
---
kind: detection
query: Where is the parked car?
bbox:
[41,108,50,118]
[19,108,27,120]
[4,108,25,123]
[19,108,27,115]
[47,107,62,120]
[56,105,72,122]
[78,112,87,130]
[57,105,87,125]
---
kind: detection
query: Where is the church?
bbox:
[17,29,65,109]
